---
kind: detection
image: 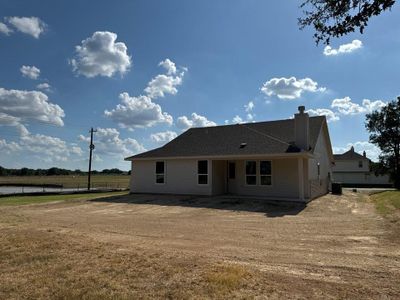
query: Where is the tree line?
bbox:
[0,166,130,176]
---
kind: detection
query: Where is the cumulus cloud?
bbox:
[150,131,177,144]
[144,59,186,99]
[331,97,386,115]
[105,58,185,129]
[36,82,51,91]
[79,127,145,157]
[333,141,381,162]
[1,129,83,163]
[70,31,131,78]
[144,74,183,99]
[306,108,340,123]
[176,113,217,130]
[104,93,173,129]
[0,87,65,129]
[232,115,244,124]
[158,58,177,75]
[0,139,21,154]
[323,40,363,56]
[0,22,12,35]
[260,77,325,100]
[6,16,46,38]
[20,65,40,80]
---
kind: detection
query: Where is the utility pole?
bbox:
[87,127,97,190]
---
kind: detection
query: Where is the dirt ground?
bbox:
[1,192,399,299]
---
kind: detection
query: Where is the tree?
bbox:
[298,0,396,44]
[365,97,400,188]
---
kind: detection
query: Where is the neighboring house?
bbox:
[125,106,334,202]
[332,147,391,186]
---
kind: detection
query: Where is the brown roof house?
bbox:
[125,106,334,202]
[333,146,391,186]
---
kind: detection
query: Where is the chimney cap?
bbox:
[298,106,305,114]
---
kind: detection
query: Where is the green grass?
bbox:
[0,175,130,189]
[0,191,129,206]
[370,191,400,216]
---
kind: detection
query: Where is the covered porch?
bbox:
[210,156,310,202]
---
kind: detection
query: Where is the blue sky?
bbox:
[0,0,399,170]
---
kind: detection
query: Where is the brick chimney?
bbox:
[294,106,310,151]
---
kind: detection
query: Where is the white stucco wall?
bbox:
[130,159,213,195]
[226,158,301,200]
[333,159,369,172]
[333,172,391,185]
[308,127,332,199]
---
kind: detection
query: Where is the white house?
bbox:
[125,106,334,202]
[333,147,391,186]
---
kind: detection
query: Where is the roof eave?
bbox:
[126,152,313,161]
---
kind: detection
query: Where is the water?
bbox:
[0,186,83,195]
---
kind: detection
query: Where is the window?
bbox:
[358,161,363,168]
[155,161,165,184]
[245,161,257,185]
[260,161,272,185]
[228,162,236,179]
[198,160,208,184]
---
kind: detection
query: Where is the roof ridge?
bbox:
[239,123,291,146]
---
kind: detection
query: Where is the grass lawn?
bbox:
[0,191,129,206]
[370,191,400,216]
[0,174,130,189]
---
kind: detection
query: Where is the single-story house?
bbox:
[332,147,391,187]
[125,106,334,202]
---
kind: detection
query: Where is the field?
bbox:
[0,174,130,189]
[0,191,399,299]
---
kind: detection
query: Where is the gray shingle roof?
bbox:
[126,116,326,160]
[333,148,367,161]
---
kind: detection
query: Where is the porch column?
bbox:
[298,158,304,201]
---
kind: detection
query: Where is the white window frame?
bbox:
[245,160,257,186]
[197,160,209,185]
[155,161,166,185]
[259,160,272,186]
[244,160,273,186]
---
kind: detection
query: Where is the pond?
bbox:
[0,186,84,195]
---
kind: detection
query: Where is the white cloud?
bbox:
[260,77,325,100]
[105,59,185,129]
[6,16,46,38]
[70,31,131,78]
[331,97,386,115]
[306,108,340,123]
[176,113,217,130]
[80,127,145,157]
[144,74,183,99]
[0,88,65,129]
[0,22,12,35]
[144,59,185,99]
[362,99,387,113]
[0,139,21,154]
[232,115,244,124]
[333,141,380,162]
[244,101,255,121]
[150,131,177,144]
[1,130,83,163]
[158,58,177,75]
[323,40,363,56]
[104,93,173,129]
[244,101,254,112]
[36,82,51,91]
[20,65,40,80]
